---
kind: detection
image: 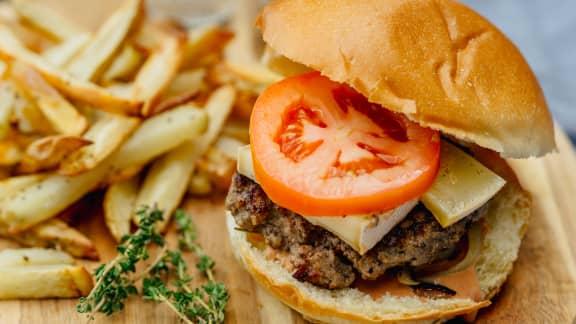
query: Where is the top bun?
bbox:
[257,0,555,158]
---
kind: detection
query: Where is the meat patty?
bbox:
[226,173,485,289]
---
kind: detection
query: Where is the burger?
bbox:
[225,0,556,322]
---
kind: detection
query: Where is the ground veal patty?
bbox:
[226,173,485,289]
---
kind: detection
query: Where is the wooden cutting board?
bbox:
[0,0,575,321]
[0,128,575,324]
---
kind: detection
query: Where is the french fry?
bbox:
[0,167,10,180]
[134,86,235,230]
[150,68,206,115]
[225,0,260,65]
[42,32,90,67]
[196,147,236,190]
[0,264,93,299]
[1,106,209,231]
[132,23,186,116]
[66,0,143,81]
[101,44,144,84]
[0,248,73,267]
[0,59,7,78]
[106,82,133,98]
[4,218,99,260]
[59,112,140,176]
[181,25,233,70]
[110,105,208,172]
[187,170,213,196]
[214,135,246,160]
[225,61,282,86]
[260,46,311,77]
[11,0,84,40]
[0,140,21,166]
[0,158,112,232]
[10,80,53,135]
[0,82,15,140]
[18,135,92,173]
[0,174,43,201]
[222,119,250,143]
[11,62,88,136]
[0,25,141,115]
[104,176,138,242]
[151,90,200,116]
[165,69,205,97]
[232,89,258,120]
[0,8,56,52]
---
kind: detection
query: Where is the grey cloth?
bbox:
[461,0,576,142]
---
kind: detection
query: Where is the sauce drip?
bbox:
[354,266,481,301]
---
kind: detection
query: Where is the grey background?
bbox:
[461,0,576,142]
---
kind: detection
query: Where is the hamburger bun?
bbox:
[226,151,531,323]
[256,0,555,158]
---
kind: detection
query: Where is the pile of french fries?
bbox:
[0,0,288,299]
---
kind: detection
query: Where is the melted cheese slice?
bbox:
[236,145,416,255]
[421,141,506,227]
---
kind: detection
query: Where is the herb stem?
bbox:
[133,245,168,282]
[156,293,194,324]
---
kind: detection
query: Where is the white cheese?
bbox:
[421,141,506,227]
[236,145,417,255]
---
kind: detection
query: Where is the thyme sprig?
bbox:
[77,207,228,324]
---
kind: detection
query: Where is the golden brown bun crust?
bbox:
[227,151,531,323]
[257,0,555,158]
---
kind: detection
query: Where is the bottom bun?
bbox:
[226,155,531,323]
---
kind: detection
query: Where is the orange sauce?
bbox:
[353,274,414,298]
[354,266,481,301]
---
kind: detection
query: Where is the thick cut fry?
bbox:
[3,218,99,260]
[187,170,213,196]
[66,0,143,81]
[18,135,92,173]
[0,26,141,115]
[0,158,112,232]
[196,147,236,190]
[225,0,260,64]
[0,248,73,267]
[165,69,205,97]
[182,25,233,69]
[151,90,199,116]
[150,68,206,115]
[11,63,88,136]
[132,24,186,116]
[214,135,245,160]
[11,0,84,40]
[260,46,311,77]
[222,119,250,143]
[232,89,258,120]
[0,174,43,199]
[134,86,235,230]
[111,105,208,172]
[59,112,140,176]
[10,80,53,134]
[101,44,144,84]
[42,32,90,67]
[106,82,133,98]
[0,82,15,140]
[0,264,93,299]
[1,106,208,231]
[0,140,21,166]
[104,176,138,242]
[225,61,282,86]
[0,167,10,180]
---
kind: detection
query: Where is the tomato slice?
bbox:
[250,72,440,216]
